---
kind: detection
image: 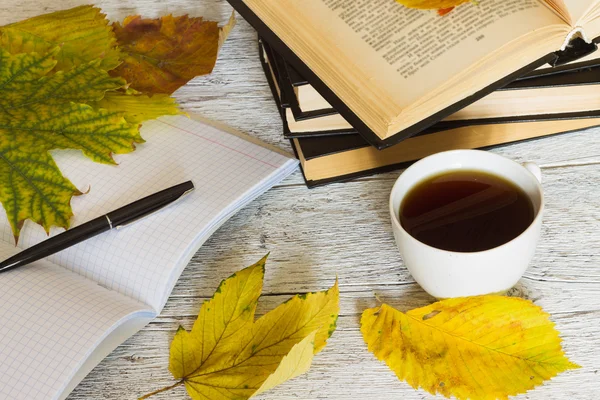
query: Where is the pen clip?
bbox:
[114,185,195,230]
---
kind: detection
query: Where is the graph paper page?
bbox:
[2,116,297,312]
[0,241,153,400]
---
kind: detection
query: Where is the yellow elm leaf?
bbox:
[361,296,579,400]
[395,0,472,9]
[0,5,120,70]
[142,255,339,400]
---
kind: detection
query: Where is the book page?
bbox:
[0,242,153,400]
[301,0,563,108]
[560,1,595,23]
[1,116,297,312]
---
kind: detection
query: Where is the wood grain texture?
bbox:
[2,1,600,399]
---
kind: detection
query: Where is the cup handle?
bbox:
[523,162,542,184]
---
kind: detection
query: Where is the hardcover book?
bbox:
[290,119,600,186]
[229,0,600,148]
[261,40,600,138]
[259,41,600,186]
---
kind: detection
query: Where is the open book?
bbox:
[0,115,298,400]
[229,0,600,147]
[285,47,600,117]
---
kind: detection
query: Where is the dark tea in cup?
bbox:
[399,170,534,252]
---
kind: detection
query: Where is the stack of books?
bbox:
[229,0,600,186]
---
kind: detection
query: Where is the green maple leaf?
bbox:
[0,6,184,242]
[0,47,148,240]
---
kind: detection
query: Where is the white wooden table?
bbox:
[2,1,600,399]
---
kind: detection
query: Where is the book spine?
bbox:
[553,36,597,66]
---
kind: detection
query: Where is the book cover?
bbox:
[229,0,596,149]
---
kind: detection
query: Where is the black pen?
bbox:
[0,181,195,274]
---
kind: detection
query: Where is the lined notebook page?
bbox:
[1,116,297,312]
[0,242,153,400]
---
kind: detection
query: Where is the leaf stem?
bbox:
[138,380,184,399]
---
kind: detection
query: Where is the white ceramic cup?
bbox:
[389,150,544,298]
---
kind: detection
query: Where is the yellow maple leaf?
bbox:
[361,296,579,399]
[139,255,339,400]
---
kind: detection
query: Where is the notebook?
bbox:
[229,0,600,148]
[0,115,298,400]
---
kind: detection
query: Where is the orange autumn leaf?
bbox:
[111,13,235,94]
[396,0,471,15]
[395,0,471,9]
[438,7,455,15]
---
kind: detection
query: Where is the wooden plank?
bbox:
[1,1,599,399]
[67,161,600,399]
